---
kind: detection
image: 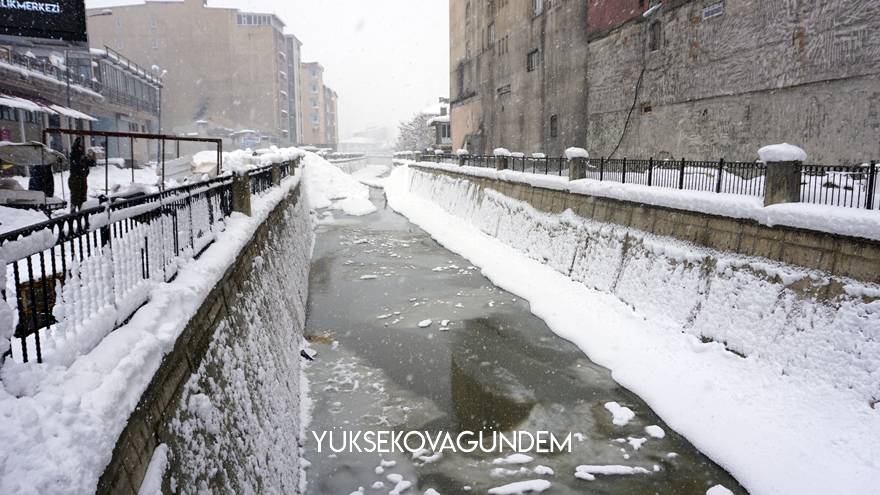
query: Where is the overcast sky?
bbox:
[85,0,450,139]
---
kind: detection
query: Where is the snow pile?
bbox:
[302,152,376,216]
[757,143,807,163]
[487,479,551,494]
[511,152,525,158]
[138,444,168,495]
[493,148,512,157]
[0,206,46,234]
[457,149,470,156]
[574,464,651,481]
[0,173,307,494]
[531,153,546,159]
[604,402,635,426]
[564,147,589,160]
[384,164,880,495]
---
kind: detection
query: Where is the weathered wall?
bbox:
[96,182,312,494]
[404,165,880,404]
[450,0,590,156]
[587,0,880,163]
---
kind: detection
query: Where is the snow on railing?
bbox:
[0,159,300,366]
[407,153,879,210]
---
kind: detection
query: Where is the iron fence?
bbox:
[1,176,234,365]
[410,154,878,211]
[250,165,275,195]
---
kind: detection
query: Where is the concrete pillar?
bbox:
[232,172,252,216]
[569,157,587,181]
[458,155,466,166]
[413,152,422,163]
[763,161,803,206]
[271,163,282,186]
[495,156,508,171]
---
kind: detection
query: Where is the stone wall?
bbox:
[403,165,880,404]
[96,181,312,494]
[586,0,880,163]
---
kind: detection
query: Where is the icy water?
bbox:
[302,184,745,495]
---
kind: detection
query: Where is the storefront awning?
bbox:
[0,94,97,122]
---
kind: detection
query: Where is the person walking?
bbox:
[68,138,90,211]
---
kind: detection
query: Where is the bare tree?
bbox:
[395,112,435,151]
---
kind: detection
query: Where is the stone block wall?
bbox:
[96,182,312,494]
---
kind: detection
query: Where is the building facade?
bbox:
[299,62,338,149]
[450,0,880,164]
[86,0,302,146]
[450,0,590,157]
[0,40,161,162]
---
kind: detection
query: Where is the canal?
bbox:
[302,178,744,495]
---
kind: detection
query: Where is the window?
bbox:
[311,113,319,124]
[534,0,543,15]
[549,115,558,138]
[440,124,450,140]
[24,111,39,123]
[497,84,511,96]
[487,22,495,48]
[649,21,661,52]
[527,49,541,72]
[0,106,17,121]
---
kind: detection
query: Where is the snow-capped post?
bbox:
[494,147,511,171]
[232,170,252,216]
[413,151,422,164]
[758,143,807,207]
[565,147,589,181]
[456,148,469,166]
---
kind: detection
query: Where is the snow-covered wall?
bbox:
[97,184,313,494]
[401,167,880,404]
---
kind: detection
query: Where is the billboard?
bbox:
[0,0,87,43]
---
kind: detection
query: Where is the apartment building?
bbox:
[86,0,302,146]
[450,0,880,163]
[299,62,338,149]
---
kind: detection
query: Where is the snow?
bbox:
[402,160,880,242]
[644,425,665,438]
[574,464,651,481]
[531,153,546,159]
[511,152,525,158]
[487,479,551,494]
[417,319,433,328]
[0,206,47,235]
[564,147,589,160]
[604,402,635,426]
[383,164,880,495]
[137,444,168,495]
[757,143,807,163]
[0,170,306,494]
[302,153,376,216]
[427,115,450,125]
[493,148,512,157]
[457,149,470,156]
[707,485,735,495]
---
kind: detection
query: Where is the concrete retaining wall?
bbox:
[404,166,880,404]
[96,182,313,494]
[410,165,880,285]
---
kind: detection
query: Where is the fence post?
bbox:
[232,171,252,216]
[762,161,803,207]
[867,160,877,210]
[600,157,605,181]
[622,157,627,184]
[647,157,654,186]
[715,158,725,193]
[271,163,282,186]
[678,158,685,189]
[496,155,509,171]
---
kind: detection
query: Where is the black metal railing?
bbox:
[801,163,878,209]
[406,154,878,210]
[249,165,275,195]
[1,176,234,365]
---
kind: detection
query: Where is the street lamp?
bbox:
[151,66,167,162]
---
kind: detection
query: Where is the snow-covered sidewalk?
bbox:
[383,164,880,495]
[0,174,303,494]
